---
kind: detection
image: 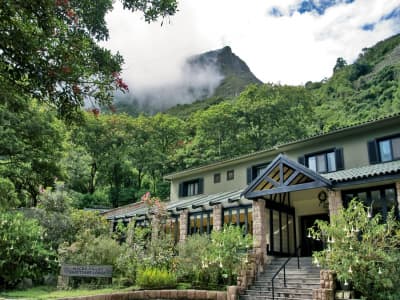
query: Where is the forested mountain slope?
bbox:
[113,46,262,116]
[167,33,400,131]
[309,34,400,131]
[2,34,399,209]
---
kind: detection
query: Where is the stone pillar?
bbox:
[213,204,223,231]
[252,199,267,258]
[179,209,189,242]
[328,190,343,218]
[396,182,400,209]
[109,219,115,235]
[312,270,336,300]
[151,215,160,241]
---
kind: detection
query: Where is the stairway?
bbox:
[239,257,320,300]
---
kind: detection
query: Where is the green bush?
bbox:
[136,267,177,289]
[176,234,211,284]
[73,190,110,209]
[69,209,109,238]
[0,177,19,211]
[311,199,400,299]
[58,231,123,267]
[0,212,56,288]
[176,225,252,288]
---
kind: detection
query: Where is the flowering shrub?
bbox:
[176,225,252,288]
[311,199,400,299]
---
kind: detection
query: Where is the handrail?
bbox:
[271,245,302,300]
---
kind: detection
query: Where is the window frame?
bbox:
[213,173,221,184]
[227,169,235,181]
[222,204,252,235]
[188,210,213,235]
[179,178,204,198]
[342,184,398,222]
[377,134,400,163]
[246,162,270,184]
[305,148,338,173]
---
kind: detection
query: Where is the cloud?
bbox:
[102,0,400,93]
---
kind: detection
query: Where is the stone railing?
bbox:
[312,270,336,300]
[233,248,265,298]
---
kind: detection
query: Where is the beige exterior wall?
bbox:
[291,189,330,248]
[168,119,400,202]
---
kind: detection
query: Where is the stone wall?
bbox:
[328,190,343,217]
[212,204,222,231]
[252,199,266,258]
[60,289,228,300]
[312,270,336,300]
[179,209,189,242]
[235,249,265,295]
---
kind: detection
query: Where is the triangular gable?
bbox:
[243,154,332,199]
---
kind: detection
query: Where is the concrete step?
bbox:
[240,297,309,300]
[239,256,320,300]
[246,287,313,295]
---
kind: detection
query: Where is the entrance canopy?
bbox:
[243,154,332,200]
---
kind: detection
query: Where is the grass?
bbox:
[0,286,135,299]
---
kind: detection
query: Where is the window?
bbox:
[214,173,221,183]
[188,210,213,235]
[223,205,253,235]
[379,137,400,162]
[163,216,180,243]
[246,162,270,184]
[135,218,150,228]
[178,178,204,197]
[227,169,234,181]
[342,185,398,221]
[299,148,344,173]
[368,135,400,164]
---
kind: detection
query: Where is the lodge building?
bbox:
[103,114,400,259]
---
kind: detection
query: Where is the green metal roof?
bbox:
[322,160,400,183]
[108,189,247,220]
[164,113,400,180]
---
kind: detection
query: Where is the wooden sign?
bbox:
[60,265,113,278]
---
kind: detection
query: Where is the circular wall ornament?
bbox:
[318,191,327,202]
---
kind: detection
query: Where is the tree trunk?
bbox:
[88,162,97,194]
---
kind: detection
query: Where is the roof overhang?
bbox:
[242,154,332,199]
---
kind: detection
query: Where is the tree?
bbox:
[190,101,242,163]
[333,57,347,73]
[0,0,178,119]
[0,99,65,206]
[236,84,314,151]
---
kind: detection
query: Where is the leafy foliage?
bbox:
[0,0,177,120]
[0,178,19,211]
[136,267,177,289]
[311,199,400,299]
[176,225,252,287]
[0,212,56,288]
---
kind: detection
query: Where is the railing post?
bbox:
[272,279,274,300]
[297,247,300,269]
[283,265,286,287]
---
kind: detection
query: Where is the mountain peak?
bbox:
[188,46,262,98]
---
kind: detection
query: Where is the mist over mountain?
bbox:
[112,46,262,115]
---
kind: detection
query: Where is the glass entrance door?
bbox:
[300,214,329,256]
[267,207,296,256]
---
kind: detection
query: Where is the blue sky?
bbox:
[103,0,400,90]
